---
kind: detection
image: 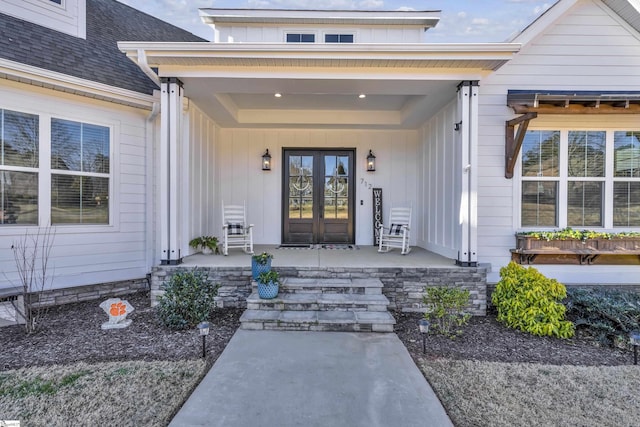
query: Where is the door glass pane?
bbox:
[323,155,349,220]
[288,156,313,219]
[567,181,603,227]
[0,171,38,225]
[521,181,557,226]
[568,131,605,177]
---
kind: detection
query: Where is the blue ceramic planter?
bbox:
[251,258,272,280]
[257,281,279,299]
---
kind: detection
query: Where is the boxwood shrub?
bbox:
[492,262,574,338]
[156,268,219,330]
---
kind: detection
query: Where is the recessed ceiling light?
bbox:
[274,93,282,98]
[358,94,366,99]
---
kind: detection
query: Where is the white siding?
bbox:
[215,128,418,245]
[216,25,423,43]
[0,79,151,290]
[417,99,461,259]
[0,0,86,39]
[477,0,640,283]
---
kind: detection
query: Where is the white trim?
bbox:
[0,58,156,109]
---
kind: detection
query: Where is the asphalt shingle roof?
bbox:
[0,0,206,95]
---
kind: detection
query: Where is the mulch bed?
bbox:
[1,292,633,371]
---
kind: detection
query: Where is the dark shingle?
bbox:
[0,0,206,95]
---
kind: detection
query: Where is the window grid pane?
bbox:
[51,175,109,224]
[1,109,39,168]
[521,181,558,226]
[614,131,640,178]
[567,181,603,227]
[568,131,606,177]
[0,171,38,225]
[521,130,559,177]
[613,182,640,227]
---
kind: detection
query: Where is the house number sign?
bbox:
[373,188,383,245]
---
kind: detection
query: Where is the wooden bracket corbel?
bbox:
[505,112,538,179]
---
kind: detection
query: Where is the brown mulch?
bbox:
[1,292,633,371]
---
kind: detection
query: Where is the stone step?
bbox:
[253,278,384,295]
[240,309,396,333]
[246,292,389,312]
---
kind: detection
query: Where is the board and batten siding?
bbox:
[215,128,418,246]
[184,104,219,254]
[477,0,640,284]
[418,99,461,259]
[0,79,151,291]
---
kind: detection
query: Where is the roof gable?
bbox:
[0,0,206,95]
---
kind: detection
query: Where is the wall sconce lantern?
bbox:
[366,150,376,172]
[262,149,272,171]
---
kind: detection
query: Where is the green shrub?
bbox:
[492,262,574,338]
[565,287,640,348]
[156,269,219,330]
[423,286,471,337]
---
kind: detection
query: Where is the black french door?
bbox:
[282,149,355,244]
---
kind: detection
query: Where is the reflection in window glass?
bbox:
[521,181,557,226]
[1,109,39,168]
[521,131,559,177]
[568,131,605,177]
[51,175,109,224]
[613,182,640,227]
[614,131,640,178]
[567,181,602,227]
[0,171,38,224]
[52,119,109,172]
[323,155,349,219]
[288,155,313,219]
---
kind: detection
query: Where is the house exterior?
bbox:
[1,0,639,307]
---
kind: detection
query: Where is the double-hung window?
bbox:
[51,118,110,224]
[521,129,640,228]
[0,109,39,225]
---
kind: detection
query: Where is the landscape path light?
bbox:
[197,321,210,358]
[419,318,430,354]
[630,331,640,365]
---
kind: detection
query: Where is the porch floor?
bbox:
[181,245,457,269]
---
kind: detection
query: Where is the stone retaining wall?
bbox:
[151,265,488,315]
[31,278,148,307]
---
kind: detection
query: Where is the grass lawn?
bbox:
[0,359,206,426]
[420,358,640,427]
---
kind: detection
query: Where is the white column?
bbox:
[456,81,479,267]
[159,78,184,265]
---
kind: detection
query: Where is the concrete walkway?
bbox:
[169,330,453,427]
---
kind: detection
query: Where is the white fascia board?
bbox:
[0,58,156,109]
[119,42,520,64]
[198,8,441,28]
[509,0,579,45]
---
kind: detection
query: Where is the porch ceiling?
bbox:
[119,42,520,129]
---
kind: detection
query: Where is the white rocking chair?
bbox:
[378,206,412,255]
[222,201,254,256]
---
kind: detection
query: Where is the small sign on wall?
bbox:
[373,188,383,245]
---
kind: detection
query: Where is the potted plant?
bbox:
[251,251,273,280]
[516,228,640,251]
[189,236,220,255]
[256,270,280,299]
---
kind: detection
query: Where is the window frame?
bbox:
[0,105,116,233]
[517,127,640,230]
[323,33,355,43]
[284,32,316,43]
